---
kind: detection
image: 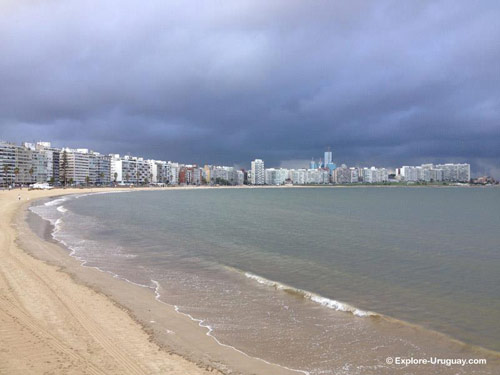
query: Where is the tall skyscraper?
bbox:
[251,159,265,185]
[324,147,333,166]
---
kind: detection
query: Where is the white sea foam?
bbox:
[245,272,377,318]
[44,197,69,206]
[53,218,63,232]
[73,190,131,199]
[56,205,68,213]
[150,280,310,375]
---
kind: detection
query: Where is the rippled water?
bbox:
[30,187,500,374]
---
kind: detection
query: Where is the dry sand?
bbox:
[0,187,298,375]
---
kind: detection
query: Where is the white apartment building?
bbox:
[59,148,110,185]
[236,170,244,185]
[362,167,388,183]
[209,165,240,185]
[2,141,63,186]
[264,168,289,185]
[400,163,469,183]
[435,163,470,182]
[277,168,289,185]
[33,142,60,184]
[335,164,351,184]
[59,148,90,185]
[350,167,360,183]
[1,141,19,186]
[400,166,418,182]
[89,152,111,185]
[110,154,123,183]
[166,162,179,185]
[289,169,306,184]
[110,154,152,184]
[251,159,265,185]
[265,168,277,185]
[147,159,173,184]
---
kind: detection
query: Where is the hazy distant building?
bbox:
[305,168,329,184]
[322,148,337,172]
[400,166,418,182]
[251,159,265,185]
[350,167,360,183]
[165,162,179,185]
[400,163,470,183]
[289,169,306,185]
[264,168,289,185]
[182,165,202,185]
[236,170,244,185]
[265,168,277,185]
[361,167,388,183]
[209,165,238,185]
[324,149,332,166]
[436,163,470,183]
[335,164,351,184]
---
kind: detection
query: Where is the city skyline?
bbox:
[0,138,476,174]
[1,139,475,187]
[1,1,499,177]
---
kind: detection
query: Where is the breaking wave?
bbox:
[244,272,378,318]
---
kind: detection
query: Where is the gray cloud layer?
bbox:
[1,0,499,176]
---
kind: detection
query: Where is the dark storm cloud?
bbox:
[1,0,499,176]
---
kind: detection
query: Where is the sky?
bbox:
[0,1,499,176]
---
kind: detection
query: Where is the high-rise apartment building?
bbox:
[89,152,111,185]
[335,164,351,184]
[350,167,360,183]
[35,142,60,184]
[110,154,151,184]
[400,163,469,183]
[1,141,61,186]
[59,148,110,185]
[236,170,244,185]
[435,163,470,183]
[0,141,17,186]
[251,159,265,185]
[59,148,90,185]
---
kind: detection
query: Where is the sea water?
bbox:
[30,187,500,374]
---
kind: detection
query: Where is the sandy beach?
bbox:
[0,187,298,375]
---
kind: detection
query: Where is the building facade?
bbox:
[251,159,265,185]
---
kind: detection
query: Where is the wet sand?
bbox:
[0,187,297,375]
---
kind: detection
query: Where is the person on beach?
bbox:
[17,194,21,201]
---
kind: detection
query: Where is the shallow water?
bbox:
[30,187,500,374]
